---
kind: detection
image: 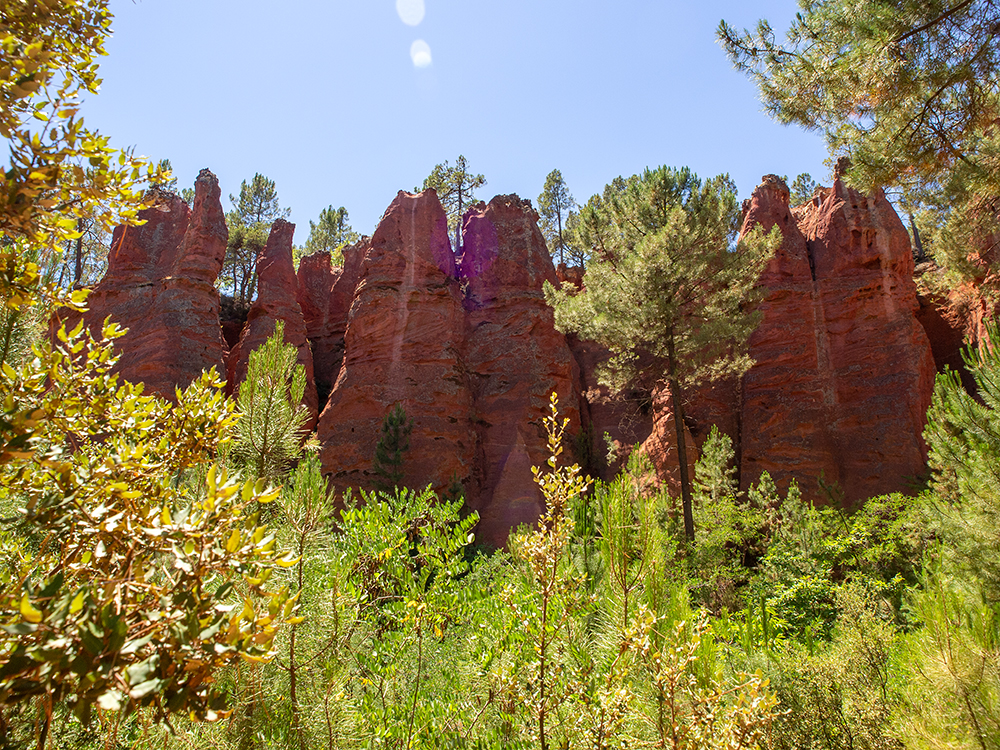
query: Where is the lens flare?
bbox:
[396,0,425,26]
[410,39,432,68]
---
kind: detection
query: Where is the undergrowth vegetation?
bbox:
[2,315,998,749]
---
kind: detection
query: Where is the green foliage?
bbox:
[537,169,578,267]
[693,425,738,508]
[925,327,1000,596]
[747,488,929,643]
[545,166,779,541]
[789,173,817,206]
[0,0,160,254]
[896,573,1000,750]
[372,402,413,492]
[0,320,297,739]
[762,586,903,750]
[718,1,999,195]
[421,155,486,250]
[546,166,777,393]
[0,0,159,373]
[224,173,290,306]
[718,1,1000,289]
[303,205,358,264]
[336,485,480,748]
[229,320,310,482]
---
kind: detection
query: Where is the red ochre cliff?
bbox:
[730,175,936,503]
[66,171,942,545]
[54,169,229,399]
[226,218,319,426]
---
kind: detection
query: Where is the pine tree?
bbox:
[788,173,817,206]
[230,320,310,481]
[924,324,1000,595]
[545,166,779,542]
[372,403,413,492]
[693,425,739,507]
[718,1,1000,287]
[225,173,291,306]
[421,156,486,250]
[537,169,577,266]
[304,205,359,263]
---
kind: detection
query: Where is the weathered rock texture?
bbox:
[308,192,583,545]
[226,219,319,425]
[54,169,228,399]
[74,172,946,542]
[296,239,368,406]
[914,265,977,394]
[734,175,936,503]
[460,195,581,546]
[316,191,476,499]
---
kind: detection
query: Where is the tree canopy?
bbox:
[421,155,485,250]
[545,166,779,541]
[718,1,999,193]
[718,0,1000,284]
[224,173,290,307]
[537,169,578,267]
[303,205,358,264]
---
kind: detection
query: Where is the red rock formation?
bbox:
[641,385,698,496]
[296,239,368,405]
[54,169,228,399]
[459,195,581,547]
[556,263,584,289]
[226,219,319,424]
[316,190,475,496]
[914,264,977,394]
[738,176,936,503]
[565,336,653,479]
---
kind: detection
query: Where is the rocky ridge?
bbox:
[66,170,946,545]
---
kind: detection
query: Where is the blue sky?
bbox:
[83,0,828,240]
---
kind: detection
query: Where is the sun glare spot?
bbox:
[410,39,432,68]
[396,0,425,26]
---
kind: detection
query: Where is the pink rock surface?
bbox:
[226,219,319,425]
[459,195,581,546]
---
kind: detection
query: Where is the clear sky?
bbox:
[82,0,828,241]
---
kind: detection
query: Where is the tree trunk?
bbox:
[666,331,695,543]
[456,187,463,252]
[909,213,926,263]
[556,204,564,267]
[73,219,84,287]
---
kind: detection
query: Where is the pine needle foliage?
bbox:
[421,155,486,250]
[718,1,1000,289]
[372,402,413,492]
[545,166,779,542]
[924,324,1000,596]
[230,320,310,481]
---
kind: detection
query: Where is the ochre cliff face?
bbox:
[54,169,228,399]
[296,239,368,405]
[226,218,319,426]
[734,176,936,503]
[459,195,581,546]
[75,171,943,545]
[310,191,582,546]
[316,190,476,502]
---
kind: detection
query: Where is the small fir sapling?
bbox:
[372,402,413,492]
[230,320,311,481]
